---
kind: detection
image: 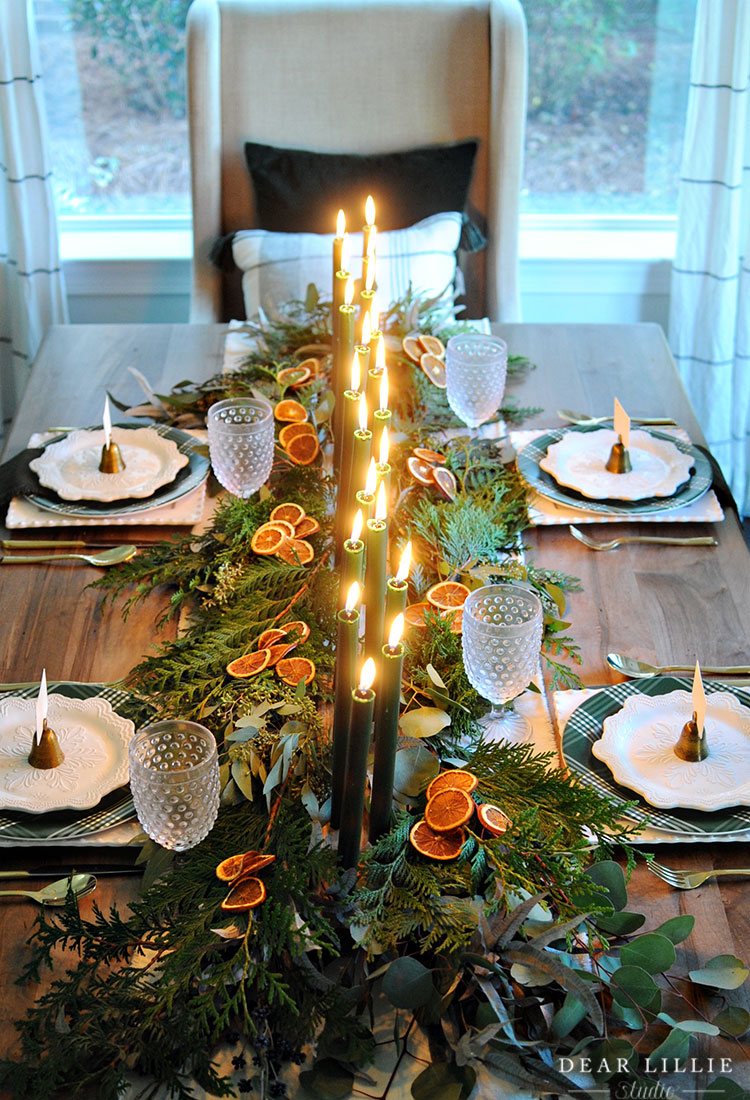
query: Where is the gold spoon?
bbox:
[0,545,137,567]
[569,525,717,552]
[0,873,97,906]
[607,653,750,678]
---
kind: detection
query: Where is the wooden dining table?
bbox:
[1,321,749,1095]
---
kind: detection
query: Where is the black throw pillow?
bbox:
[243,139,480,236]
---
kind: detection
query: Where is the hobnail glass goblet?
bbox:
[462,583,544,743]
[445,334,508,429]
[207,397,274,497]
[129,720,220,851]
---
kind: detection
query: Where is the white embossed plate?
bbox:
[0,694,135,812]
[539,428,694,501]
[592,689,750,810]
[29,426,189,501]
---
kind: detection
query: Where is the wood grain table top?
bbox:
[1,322,748,1091]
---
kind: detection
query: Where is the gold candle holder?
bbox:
[605,435,631,474]
[673,710,709,762]
[99,439,126,473]
[28,718,65,769]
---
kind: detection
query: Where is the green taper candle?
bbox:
[330,583,361,829]
[338,657,376,868]
[369,615,405,842]
[332,209,345,297]
[364,485,388,668]
[334,296,356,476]
[339,509,365,606]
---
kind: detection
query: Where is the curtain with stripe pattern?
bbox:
[0,0,67,426]
[669,0,750,516]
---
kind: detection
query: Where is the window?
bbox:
[35,0,698,237]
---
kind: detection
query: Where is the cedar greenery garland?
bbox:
[7,292,741,1100]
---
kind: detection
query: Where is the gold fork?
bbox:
[569,525,717,551]
[648,860,750,890]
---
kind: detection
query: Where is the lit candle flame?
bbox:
[613,397,630,450]
[376,336,386,371]
[103,395,112,449]
[379,368,389,413]
[365,195,375,227]
[358,656,376,693]
[362,311,371,346]
[388,613,404,649]
[395,540,412,584]
[693,660,706,735]
[379,424,390,466]
[364,457,378,496]
[375,479,387,522]
[358,394,368,432]
[36,668,47,738]
[351,509,363,543]
[336,209,345,238]
[345,581,361,614]
[344,276,354,308]
[351,352,360,393]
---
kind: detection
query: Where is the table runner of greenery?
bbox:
[1,294,746,1100]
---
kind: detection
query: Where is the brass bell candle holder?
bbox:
[605,435,632,474]
[28,718,65,769]
[673,710,709,762]
[99,438,126,473]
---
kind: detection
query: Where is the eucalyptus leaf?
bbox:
[702,1076,750,1100]
[585,860,627,911]
[225,727,257,743]
[657,1012,720,1036]
[426,663,448,690]
[304,283,319,312]
[588,1038,637,1082]
[551,992,587,1038]
[393,742,440,796]
[595,910,646,936]
[230,759,255,801]
[382,956,434,1009]
[411,1063,475,1100]
[689,954,749,990]
[713,1006,750,1037]
[648,1026,691,1068]
[610,964,659,1008]
[299,1057,353,1100]
[620,932,676,975]
[502,948,603,1030]
[399,706,451,739]
[219,776,243,806]
[652,914,695,944]
[141,845,175,891]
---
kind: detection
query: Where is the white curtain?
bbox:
[0,0,67,426]
[669,0,750,516]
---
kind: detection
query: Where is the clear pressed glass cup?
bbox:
[128,720,220,851]
[445,334,508,429]
[207,397,274,497]
[462,583,543,743]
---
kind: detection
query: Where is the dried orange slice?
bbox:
[407,455,436,485]
[277,364,312,389]
[426,769,479,799]
[477,803,512,836]
[226,648,272,679]
[295,356,320,377]
[250,523,287,556]
[441,607,463,634]
[270,502,306,527]
[280,619,311,643]
[277,656,316,686]
[221,875,267,911]
[278,422,316,449]
[418,334,445,358]
[409,819,465,860]
[424,787,475,833]
[432,467,457,501]
[265,642,296,666]
[267,519,296,538]
[216,851,276,882]
[413,447,446,465]
[276,538,314,565]
[426,581,471,610]
[420,353,447,388]
[274,399,308,423]
[294,515,320,538]
[285,433,320,466]
[402,336,423,363]
[256,627,288,649]
[403,602,432,628]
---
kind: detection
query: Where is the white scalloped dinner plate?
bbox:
[0,694,135,812]
[592,689,750,810]
[29,426,189,501]
[539,428,694,501]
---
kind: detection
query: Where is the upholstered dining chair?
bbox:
[186,0,528,323]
